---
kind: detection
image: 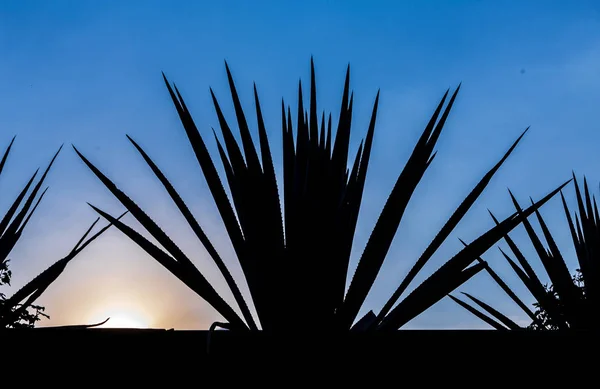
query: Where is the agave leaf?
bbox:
[213,130,237,197]
[214,70,291,329]
[11,187,49,247]
[102,150,236,325]
[492,205,570,329]
[593,194,600,227]
[281,100,295,248]
[561,191,585,267]
[461,292,521,330]
[71,217,101,254]
[448,294,508,330]
[481,259,541,325]
[126,134,257,330]
[0,213,123,327]
[375,127,529,326]
[72,211,128,255]
[210,85,264,264]
[573,175,599,304]
[309,57,319,148]
[351,310,377,332]
[457,238,539,324]
[162,75,262,321]
[572,175,596,267]
[73,146,201,270]
[332,92,380,309]
[253,84,284,253]
[0,146,62,260]
[0,136,16,177]
[5,146,61,233]
[319,112,326,148]
[73,147,250,331]
[488,211,543,285]
[330,65,352,186]
[339,86,459,329]
[507,191,582,326]
[561,191,596,303]
[170,72,289,329]
[499,247,566,329]
[163,74,245,251]
[378,179,570,331]
[87,204,247,330]
[583,177,594,223]
[0,169,38,239]
[73,145,250,329]
[488,209,566,327]
[498,248,543,301]
[325,113,332,158]
[209,87,248,177]
[379,262,486,331]
[529,198,584,315]
[224,61,262,175]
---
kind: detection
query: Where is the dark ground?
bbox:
[3,329,594,375]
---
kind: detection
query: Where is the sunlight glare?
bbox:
[88,306,151,329]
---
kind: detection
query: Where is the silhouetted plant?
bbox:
[0,258,49,328]
[450,174,596,330]
[528,269,584,330]
[0,137,124,328]
[74,58,568,331]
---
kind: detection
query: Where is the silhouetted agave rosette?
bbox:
[450,174,596,330]
[74,58,569,331]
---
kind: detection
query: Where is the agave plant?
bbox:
[73,58,568,332]
[0,137,124,328]
[449,174,596,330]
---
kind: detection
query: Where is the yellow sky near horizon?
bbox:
[5,207,245,330]
[32,256,227,329]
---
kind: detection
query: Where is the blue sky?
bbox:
[1,0,599,329]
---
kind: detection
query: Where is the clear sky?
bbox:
[1,0,599,329]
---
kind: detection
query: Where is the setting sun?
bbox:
[87,305,152,329]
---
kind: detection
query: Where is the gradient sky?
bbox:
[1,0,599,329]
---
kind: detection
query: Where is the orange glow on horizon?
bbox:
[87,302,152,329]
